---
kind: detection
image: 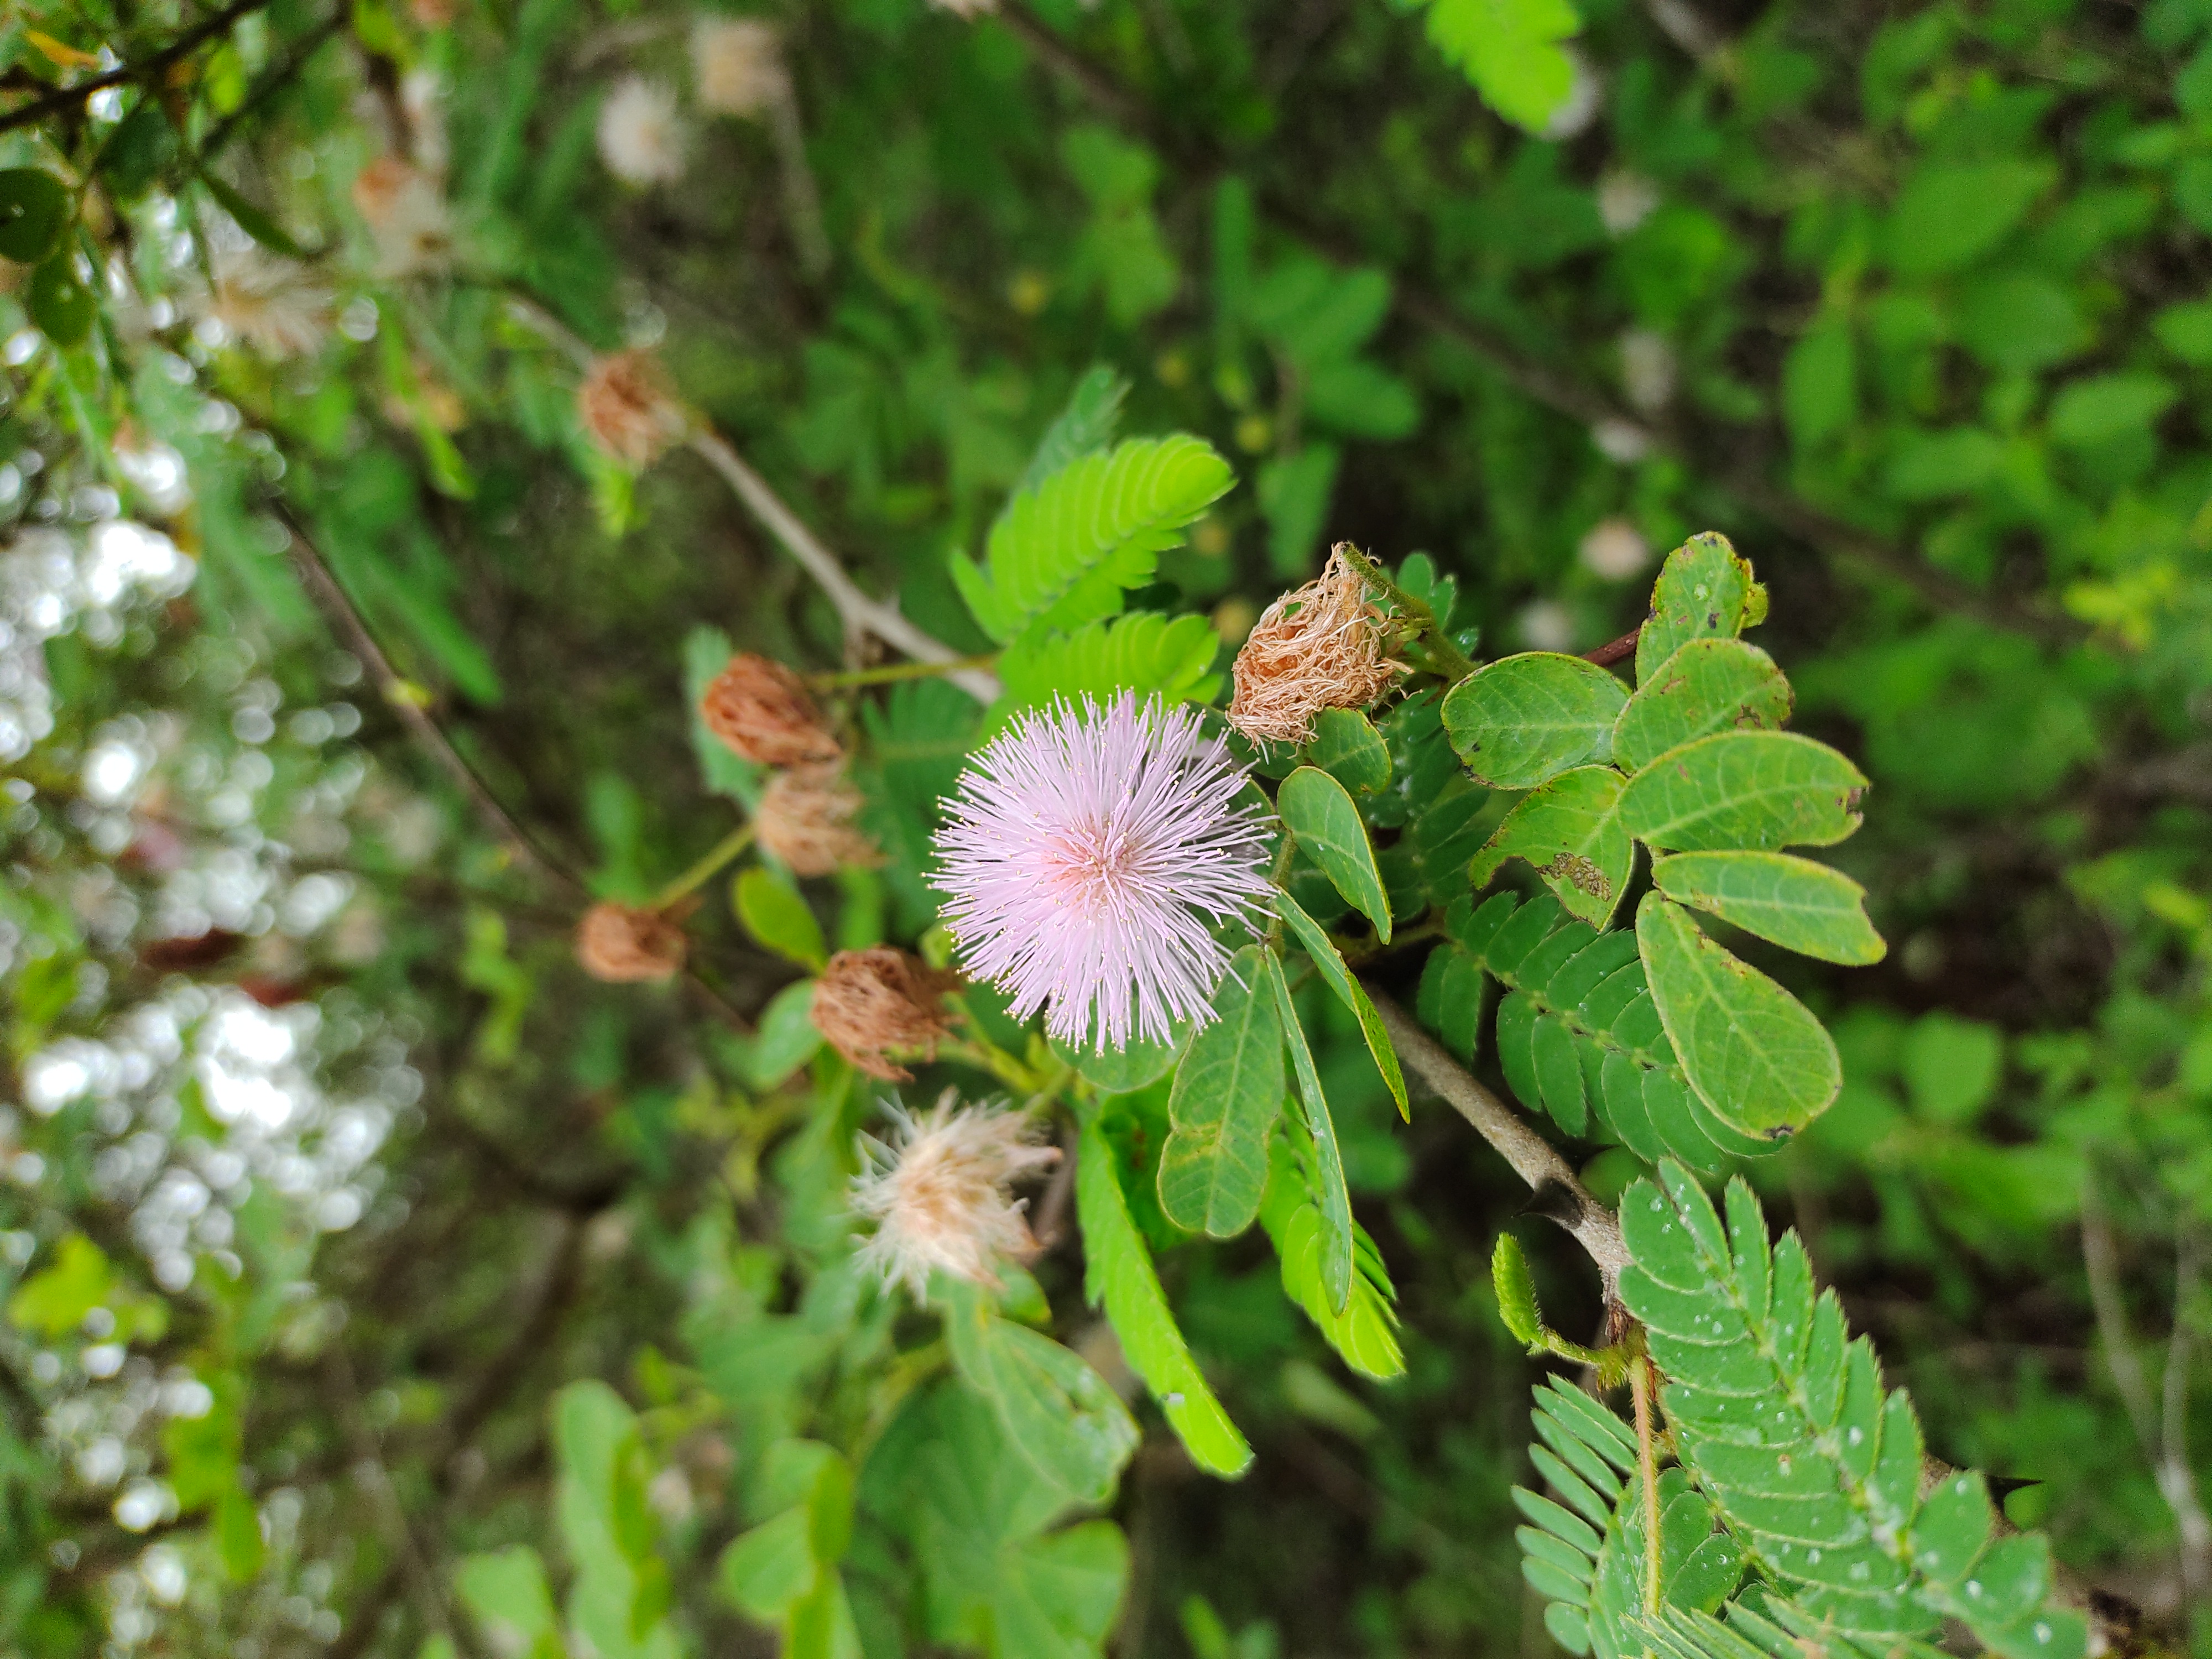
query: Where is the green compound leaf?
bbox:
[1650,851,1886,967]
[1077,1117,1253,1477]
[994,611,1222,714]
[1469,765,1632,927]
[1636,894,1841,1142]
[1616,732,1867,854]
[1443,652,1629,789]
[941,1279,1140,1506]
[1491,1233,1542,1346]
[735,866,828,970]
[950,436,1234,644]
[0,168,70,264]
[1053,1020,1188,1093]
[1416,0,1582,133]
[1157,946,1285,1237]
[1267,950,1354,1314]
[1278,765,1392,941]
[1274,889,1407,1120]
[1305,707,1392,794]
[1613,639,1793,775]
[1259,1133,1404,1380]
[1635,534,1768,686]
[1618,1165,2088,1658]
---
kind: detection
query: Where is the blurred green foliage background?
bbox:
[3,0,2212,1651]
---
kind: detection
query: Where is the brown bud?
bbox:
[576,349,688,469]
[700,654,842,768]
[575,901,685,982]
[810,948,962,1081]
[1228,543,1407,747]
[756,766,880,878]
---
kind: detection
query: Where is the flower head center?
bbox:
[1040,816,1142,913]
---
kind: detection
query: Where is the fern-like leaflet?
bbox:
[950,436,1233,645]
[1613,1162,2088,1659]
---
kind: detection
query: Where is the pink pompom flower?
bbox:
[931,692,1274,1051]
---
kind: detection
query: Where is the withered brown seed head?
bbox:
[576,349,688,469]
[1227,543,1408,747]
[810,947,962,1081]
[575,901,685,983]
[757,766,881,877]
[699,654,842,768]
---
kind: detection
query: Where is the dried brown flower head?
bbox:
[1227,544,1407,746]
[757,766,880,877]
[852,1093,1058,1297]
[575,901,685,982]
[699,654,842,768]
[811,948,961,1081]
[576,349,688,469]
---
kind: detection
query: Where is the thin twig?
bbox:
[686,429,1003,701]
[269,504,586,899]
[768,86,831,279]
[1583,626,1640,668]
[2163,1229,2211,1604]
[196,2,350,163]
[0,0,275,135]
[1366,990,1629,1293]
[2081,1178,2212,1603]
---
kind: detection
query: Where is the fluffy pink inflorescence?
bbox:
[931,692,1274,1052]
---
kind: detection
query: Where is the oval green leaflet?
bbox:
[1157,947,1285,1237]
[1649,851,1886,967]
[1272,889,1408,1120]
[1265,950,1354,1315]
[735,866,828,970]
[1077,1116,1253,1477]
[1441,651,1628,789]
[0,169,69,265]
[1635,893,1841,1140]
[1305,708,1391,794]
[1633,532,1767,685]
[1277,764,1392,941]
[1611,638,1792,775]
[1467,765,1631,928]
[1616,730,1867,854]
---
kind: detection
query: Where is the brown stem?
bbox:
[1365,990,1629,1294]
[1582,626,1641,669]
[0,0,275,134]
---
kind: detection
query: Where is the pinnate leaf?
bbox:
[1279,765,1392,940]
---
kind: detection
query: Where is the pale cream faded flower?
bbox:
[1518,600,1577,654]
[926,0,997,17]
[852,1093,1058,1298]
[1597,169,1660,237]
[206,247,331,359]
[1578,517,1651,582]
[1228,544,1408,747]
[692,17,788,117]
[1620,327,1676,415]
[352,156,451,275]
[597,76,688,186]
[402,69,451,176]
[1542,48,1601,140]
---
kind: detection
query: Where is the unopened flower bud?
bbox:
[1227,544,1407,747]
[852,1093,1058,1298]
[576,349,688,469]
[756,766,880,877]
[811,948,961,1081]
[575,901,685,982]
[699,653,841,767]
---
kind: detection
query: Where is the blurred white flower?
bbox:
[692,17,787,117]
[597,77,687,186]
[401,70,450,176]
[1592,418,1652,465]
[927,0,998,18]
[1518,599,1577,653]
[206,247,331,359]
[1578,517,1652,582]
[352,157,450,275]
[1620,327,1676,415]
[1598,169,1660,236]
